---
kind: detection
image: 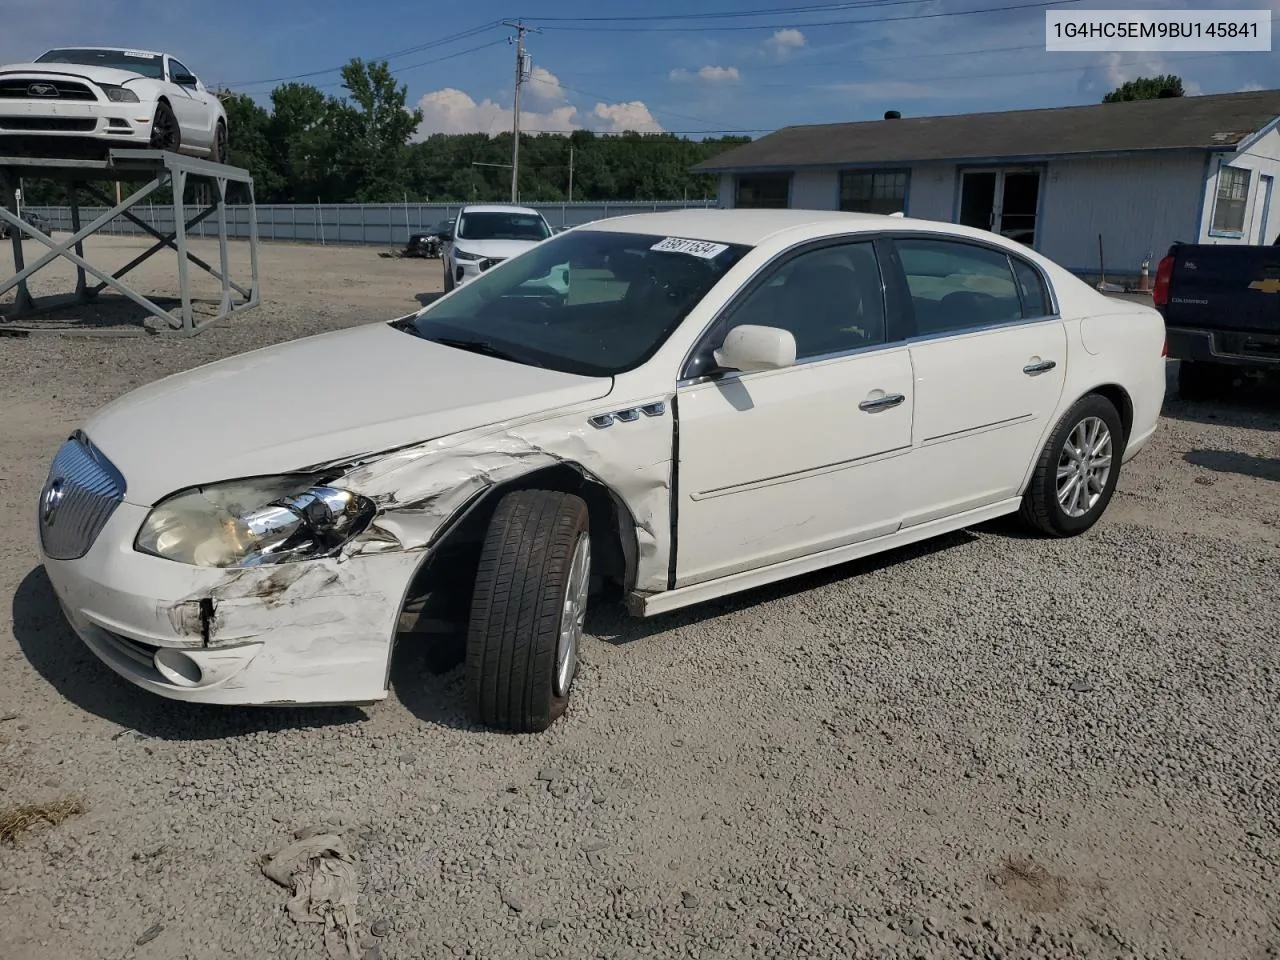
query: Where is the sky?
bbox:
[3,0,1278,141]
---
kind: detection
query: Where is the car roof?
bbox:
[582,208,979,247]
[42,46,167,58]
[459,204,543,216]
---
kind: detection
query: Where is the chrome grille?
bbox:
[38,431,126,561]
[0,79,97,101]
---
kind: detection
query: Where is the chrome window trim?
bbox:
[675,228,1061,385]
[677,338,906,389]
[676,234,896,383]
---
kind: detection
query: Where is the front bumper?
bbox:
[0,99,151,141]
[450,256,505,287]
[39,500,422,707]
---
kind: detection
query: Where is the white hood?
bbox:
[0,62,149,87]
[451,238,544,261]
[82,322,613,506]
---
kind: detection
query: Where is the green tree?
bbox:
[332,59,423,202]
[217,91,280,201]
[1103,75,1185,102]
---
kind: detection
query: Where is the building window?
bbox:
[840,170,908,215]
[1211,165,1251,234]
[735,175,790,209]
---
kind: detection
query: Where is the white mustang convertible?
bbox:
[35,210,1167,731]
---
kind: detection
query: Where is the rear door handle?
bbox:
[859,393,905,412]
[1023,360,1057,375]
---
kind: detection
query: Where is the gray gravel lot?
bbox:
[1,236,1278,960]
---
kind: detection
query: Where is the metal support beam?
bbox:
[0,149,259,337]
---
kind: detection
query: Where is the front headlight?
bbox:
[135,475,376,568]
[99,84,140,103]
[453,248,481,262]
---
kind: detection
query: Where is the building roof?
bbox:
[692,89,1280,173]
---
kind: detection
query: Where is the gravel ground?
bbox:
[1,236,1278,960]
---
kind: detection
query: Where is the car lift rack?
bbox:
[0,149,260,337]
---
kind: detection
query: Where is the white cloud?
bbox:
[767,28,806,56]
[669,65,741,83]
[412,88,662,137]
[591,101,663,133]
[527,66,566,103]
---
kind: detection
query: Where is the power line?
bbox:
[536,0,1083,32]
[221,20,502,89]
[526,0,980,22]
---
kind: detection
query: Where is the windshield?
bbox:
[405,230,751,376]
[36,48,166,79]
[456,211,551,243]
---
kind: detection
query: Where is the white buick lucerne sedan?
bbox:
[36,210,1166,731]
[0,47,228,161]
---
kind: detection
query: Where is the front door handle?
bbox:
[1023,360,1057,375]
[859,393,905,412]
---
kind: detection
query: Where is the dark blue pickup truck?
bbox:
[1154,241,1280,400]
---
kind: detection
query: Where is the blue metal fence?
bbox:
[23,200,720,247]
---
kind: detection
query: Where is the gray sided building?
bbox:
[693,90,1280,280]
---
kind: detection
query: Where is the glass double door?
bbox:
[958,168,1041,248]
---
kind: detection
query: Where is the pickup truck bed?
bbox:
[1155,242,1280,400]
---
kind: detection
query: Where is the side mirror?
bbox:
[712,324,796,373]
[173,73,198,86]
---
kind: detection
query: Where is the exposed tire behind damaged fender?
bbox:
[1020,393,1124,538]
[466,489,591,733]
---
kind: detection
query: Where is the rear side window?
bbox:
[1011,257,1052,317]
[895,238,1024,336]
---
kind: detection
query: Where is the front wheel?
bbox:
[1019,394,1124,537]
[465,490,591,733]
[213,121,228,165]
[149,101,180,153]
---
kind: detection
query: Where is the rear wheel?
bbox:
[1019,394,1124,538]
[149,101,180,153]
[1178,360,1234,401]
[465,490,591,733]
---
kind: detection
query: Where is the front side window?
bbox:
[896,238,1024,335]
[36,48,166,80]
[724,241,887,360]
[840,170,908,215]
[1211,165,1251,234]
[168,59,195,83]
[735,175,790,209]
[456,211,551,242]
[407,230,750,376]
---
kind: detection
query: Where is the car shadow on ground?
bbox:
[1160,371,1280,432]
[11,566,369,741]
[1184,449,1280,482]
[585,529,978,647]
[414,292,445,308]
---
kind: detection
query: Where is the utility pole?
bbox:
[568,145,574,203]
[502,20,540,204]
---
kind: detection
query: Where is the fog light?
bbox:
[154,648,203,686]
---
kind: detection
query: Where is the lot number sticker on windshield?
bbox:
[124,51,158,59]
[650,237,729,259]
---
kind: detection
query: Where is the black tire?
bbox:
[1178,360,1233,401]
[213,121,228,165]
[466,490,591,733]
[149,100,180,153]
[443,263,455,292]
[1019,393,1125,538]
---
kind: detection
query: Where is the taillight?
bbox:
[1152,254,1174,306]
[1161,337,1168,357]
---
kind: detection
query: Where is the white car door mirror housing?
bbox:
[713,324,797,373]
